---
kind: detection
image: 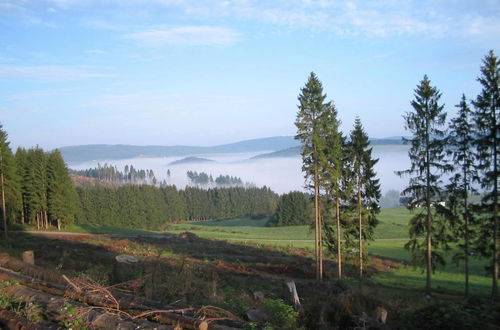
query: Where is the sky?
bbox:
[0,0,499,150]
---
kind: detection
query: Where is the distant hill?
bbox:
[251,146,300,159]
[250,137,405,159]
[169,157,215,165]
[59,135,405,163]
[59,136,299,163]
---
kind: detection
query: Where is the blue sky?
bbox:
[0,0,498,150]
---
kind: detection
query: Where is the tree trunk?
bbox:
[358,182,363,278]
[425,117,432,297]
[283,280,303,312]
[36,213,40,230]
[0,170,7,240]
[464,167,469,298]
[57,218,61,231]
[492,100,498,300]
[336,197,342,279]
[314,166,322,282]
[44,210,48,229]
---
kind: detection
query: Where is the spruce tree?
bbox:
[321,102,348,279]
[295,72,330,281]
[347,117,381,278]
[472,50,499,299]
[397,75,449,297]
[47,150,78,230]
[444,94,477,297]
[0,124,20,239]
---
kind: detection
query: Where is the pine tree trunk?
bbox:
[44,210,48,229]
[36,213,40,230]
[464,167,469,298]
[0,170,7,240]
[314,167,321,282]
[492,101,498,300]
[425,117,432,297]
[21,208,24,225]
[336,197,342,279]
[358,183,363,278]
[57,218,61,231]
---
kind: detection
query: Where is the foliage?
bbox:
[471,49,499,297]
[399,302,500,329]
[76,184,278,229]
[262,298,299,330]
[397,75,450,295]
[269,191,312,226]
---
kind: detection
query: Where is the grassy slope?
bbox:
[168,207,490,296]
[36,206,489,296]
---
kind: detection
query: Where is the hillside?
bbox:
[59,136,405,163]
[169,156,216,165]
[58,136,299,163]
[251,146,300,159]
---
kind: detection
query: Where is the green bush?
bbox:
[262,298,299,330]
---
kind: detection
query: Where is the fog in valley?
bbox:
[69,145,410,195]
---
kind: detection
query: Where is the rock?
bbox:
[246,309,268,323]
[253,291,265,301]
[375,306,388,324]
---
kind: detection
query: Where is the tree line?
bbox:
[0,142,79,233]
[186,171,248,187]
[71,163,159,185]
[0,135,279,232]
[77,185,277,229]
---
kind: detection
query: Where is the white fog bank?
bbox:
[68,145,410,195]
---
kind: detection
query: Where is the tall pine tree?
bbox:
[321,102,348,279]
[295,72,331,281]
[472,50,500,299]
[347,117,381,278]
[0,124,20,239]
[444,94,477,297]
[397,75,449,297]
[47,150,78,230]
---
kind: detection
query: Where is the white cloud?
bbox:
[125,26,240,46]
[0,65,110,81]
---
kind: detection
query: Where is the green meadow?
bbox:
[167,207,491,297]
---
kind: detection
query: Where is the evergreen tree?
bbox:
[347,117,381,278]
[397,75,449,297]
[472,50,500,299]
[321,102,348,279]
[271,191,312,226]
[442,94,477,297]
[295,72,330,281]
[0,124,20,238]
[47,150,78,230]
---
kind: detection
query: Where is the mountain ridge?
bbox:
[59,135,404,163]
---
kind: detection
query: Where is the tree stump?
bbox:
[113,254,140,284]
[283,280,303,312]
[22,250,35,265]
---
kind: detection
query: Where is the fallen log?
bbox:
[0,261,244,329]
[0,253,64,285]
[0,308,57,330]
[1,284,172,329]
